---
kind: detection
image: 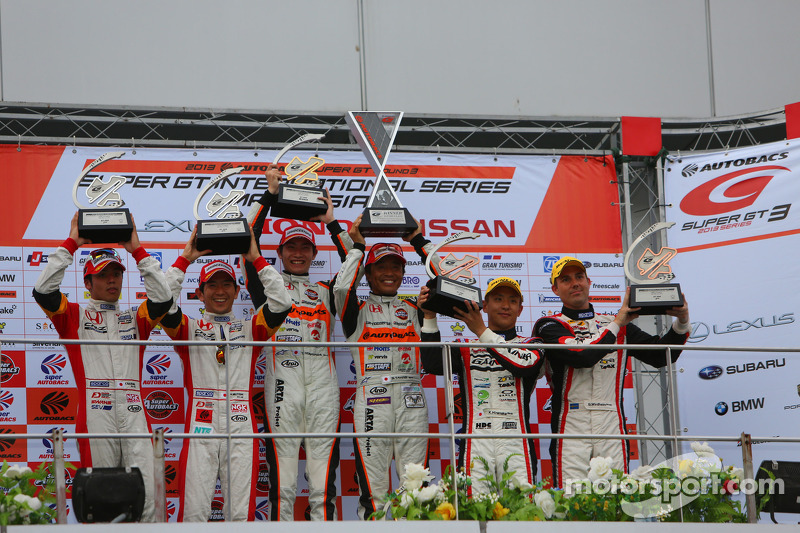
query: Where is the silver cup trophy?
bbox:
[623,221,684,315]
[70,151,133,243]
[269,133,330,221]
[193,166,251,255]
[421,232,483,318]
[345,111,416,237]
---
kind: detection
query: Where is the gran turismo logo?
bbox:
[714,402,728,416]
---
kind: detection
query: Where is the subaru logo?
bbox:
[698,365,723,380]
[714,402,728,416]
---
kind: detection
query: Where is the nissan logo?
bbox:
[369,386,387,395]
[698,365,723,380]
[281,360,299,368]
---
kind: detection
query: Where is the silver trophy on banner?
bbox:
[193,166,251,255]
[70,151,133,243]
[345,111,416,237]
[623,221,684,315]
[421,232,483,318]
[269,133,330,221]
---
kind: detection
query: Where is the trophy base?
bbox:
[421,277,483,319]
[629,283,684,315]
[196,218,251,255]
[359,207,416,238]
[270,184,329,221]
[78,208,133,244]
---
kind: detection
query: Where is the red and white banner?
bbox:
[666,140,800,504]
[1,145,624,520]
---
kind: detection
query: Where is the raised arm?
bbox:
[332,214,366,337]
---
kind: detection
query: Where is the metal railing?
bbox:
[3,336,798,523]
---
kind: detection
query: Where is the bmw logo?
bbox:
[714,402,728,416]
[698,365,723,380]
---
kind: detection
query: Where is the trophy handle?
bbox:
[424,231,480,279]
[192,166,245,220]
[623,221,676,282]
[71,151,126,209]
[272,133,325,165]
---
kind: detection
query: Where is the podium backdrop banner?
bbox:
[1,145,624,520]
[666,139,800,486]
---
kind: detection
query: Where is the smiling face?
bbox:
[278,237,317,275]
[197,271,240,315]
[483,285,523,332]
[551,265,591,310]
[84,264,124,302]
[365,256,405,296]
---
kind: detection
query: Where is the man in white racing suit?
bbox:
[419,277,543,494]
[243,164,353,521]
[161,228,290,521]
[32,213,172,522]
[332,215,437,519]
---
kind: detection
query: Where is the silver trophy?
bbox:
[421,232,482,318]
[70,151,133,243]
[623,221,684,315]
[270,133,330,221]
[345,111,415,237]
[193,166,250,255]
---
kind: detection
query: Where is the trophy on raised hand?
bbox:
[623,221,684,315]
[421,232,483,318]
[269,133,330,221]
[71,151,133,243]
[193,166,251,255]
[345,111,416,237]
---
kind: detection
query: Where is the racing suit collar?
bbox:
[492,327,518,341]
[86,298,120,312]
[203,311,234,323]
[560,304,595,321]
[282,270,310,281]
[369,292,398,304]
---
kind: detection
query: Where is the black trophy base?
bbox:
[196,218,251,255]
[359,207,416,238]
[270,183,329,221]
[422,277,483,319]
[629,283,684,315]
[78,208,133,244]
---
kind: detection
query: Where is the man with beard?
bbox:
[534,257,690,487]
